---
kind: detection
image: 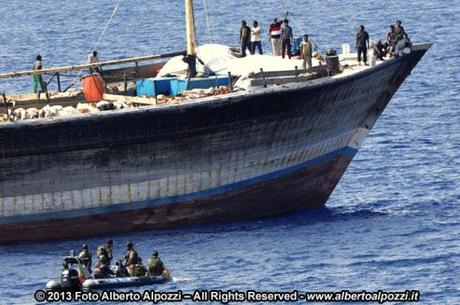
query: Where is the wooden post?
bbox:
[135,61,139,79]
[57,73,62,92]
[260,68,267,88]
[153,80,157,105]
[2,93,8,119]
[123,73,127,95]
[227,72,233,92]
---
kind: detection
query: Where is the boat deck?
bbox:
[0,52,385,123]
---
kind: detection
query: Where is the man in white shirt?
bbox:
[251,21,263,55]
[87,50,102,73]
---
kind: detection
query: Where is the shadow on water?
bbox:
[0,205,387,253]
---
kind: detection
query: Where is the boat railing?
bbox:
[247,65,328,79]
[0,51,185,95]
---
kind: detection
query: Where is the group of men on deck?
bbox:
[355,20,410,66]
[240,17,314,71]
[239,17,410,70]
[77,240,166,279]
[240,18,296,59]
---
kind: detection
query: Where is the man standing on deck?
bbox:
[269,18,282,56]
[300,34,313,70]
[356,25,370,65]
[32,55,49,103]
[240,20,251,57]
[281,19,293,59]
[87,50,102,74]
[251,21,263,55]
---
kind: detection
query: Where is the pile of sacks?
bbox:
[3,100,133,122]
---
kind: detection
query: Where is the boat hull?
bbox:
[0,152,353,242]
[0,44,431,243]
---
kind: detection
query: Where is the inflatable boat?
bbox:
[46,254,171,291]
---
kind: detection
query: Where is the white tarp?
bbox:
[157,44,237,77]
[157,44,321,89]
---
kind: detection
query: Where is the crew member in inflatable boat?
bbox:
[78,244,92,273]
[147,251,166,276]
[123,242,142,276]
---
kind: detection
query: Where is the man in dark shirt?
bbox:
[240,20,251,57]
[356,25,370,65]
[280,19,293,59]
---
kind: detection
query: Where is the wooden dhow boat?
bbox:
[0,0,431,243]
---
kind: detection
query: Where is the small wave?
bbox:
[172,275,194,282]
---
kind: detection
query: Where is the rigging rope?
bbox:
[202,0,213,44]
[277,0,320,51]
[64,1,122,92]
[91,1,122,52]
[277,0,302,29]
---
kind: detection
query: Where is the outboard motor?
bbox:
[61,268,81,290]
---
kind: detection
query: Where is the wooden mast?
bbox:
[184,0,198,77]
[185,0,197,56]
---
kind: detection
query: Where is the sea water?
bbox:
[0,0,459,304]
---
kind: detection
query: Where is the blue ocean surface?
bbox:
[0,0,459,304]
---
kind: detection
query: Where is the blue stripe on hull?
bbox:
[0,147,357,224]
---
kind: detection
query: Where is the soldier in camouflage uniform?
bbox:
[147,251,166,276]
[78,244,92,273]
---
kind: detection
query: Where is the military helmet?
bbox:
[126,242,133,250]
[82,244,88,250]
[99,255,109,265]
[153,251,159,257]
[106,239,113,245]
